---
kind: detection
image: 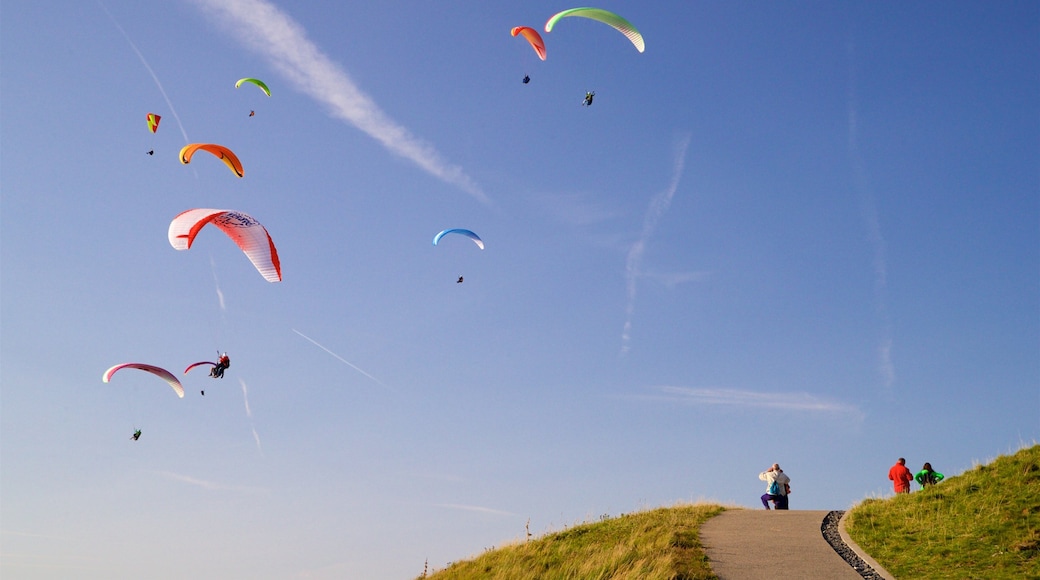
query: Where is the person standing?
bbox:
[888,458,914,494]
[759,463,792,510]
[915,462,945,488]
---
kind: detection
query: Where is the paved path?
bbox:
[700,510,864,579]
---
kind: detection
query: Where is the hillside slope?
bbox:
[422,504,724,580]
[845,444,1040,579]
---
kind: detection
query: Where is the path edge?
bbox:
[837,510,897,580]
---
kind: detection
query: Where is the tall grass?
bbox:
[421,503,725,580]
[845,444,1040,579]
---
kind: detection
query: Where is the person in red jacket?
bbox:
[888,457,914,494]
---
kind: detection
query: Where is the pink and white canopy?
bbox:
[102,363,185,398]
[168,209,282,282]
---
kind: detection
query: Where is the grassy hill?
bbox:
[845,444,1040,579]
[420,503,724,580]
[418,445,1040,579]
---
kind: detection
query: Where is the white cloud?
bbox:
[646,386,864,418]
[190,0,486,203]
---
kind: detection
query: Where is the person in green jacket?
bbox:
[915,462,944,487]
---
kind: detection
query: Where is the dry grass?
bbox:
[420,503,725,580]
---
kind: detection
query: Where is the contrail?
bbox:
[238,378,263,454]
[98,1,190,144]
[292,328,386,387]
[847,38,895,390]
[189,0,487,204]
[621,135,692,354]
[210,256,226,312]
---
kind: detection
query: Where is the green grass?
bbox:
[420,503,725,580]
[845,444,1040,579]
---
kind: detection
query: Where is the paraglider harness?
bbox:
[583,91,595,106]
[131,429,142,441]
[210,353,230,379]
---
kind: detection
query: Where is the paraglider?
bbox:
[235,77,271,97]
[511,26,547,61]
[211,353,230,379]
[146,113,161,133]
[179,143,244,178]
[147,150,154,155]
[131,429,142,441]
[102,363,185,399]
[168,209,282,282]
[457,276,464,284]
[183,357,227,378]
[433,228,484,250]
[582,91,595,106]
[544,8,645,53]
[523,75,531,84]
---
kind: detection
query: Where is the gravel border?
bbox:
[821,511,889,579]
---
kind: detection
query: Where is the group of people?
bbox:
[754,457,945,510]
[888,457,944,493]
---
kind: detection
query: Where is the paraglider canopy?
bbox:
[169,209,282,282]
[146,113,161,133]
[103,363,185,398]
[184,361,219,375]
[545,8,645,53]
[511,26,547,60]
[433,228,484,250]
[235,77,271,96]
[179,144,244,178]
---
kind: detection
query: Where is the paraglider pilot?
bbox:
[131,429,142,441]
[457,276,464,284]
[582,91,595,106]
[522,75,530,84]
[209,352,230,379]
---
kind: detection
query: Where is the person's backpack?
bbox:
[768,479,781,495]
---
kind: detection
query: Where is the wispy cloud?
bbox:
[847,38,894,391]
[238,378,263,454]
[210,256,226,312]
[99,1,190,144]
[621,135,693,354]
[644,386,864,419]
[156,471,268,494]
[538,191,624,228]
[190,0,487,204]
[292,328,386,388]
[432,503,517,517]
[638,269,710,290]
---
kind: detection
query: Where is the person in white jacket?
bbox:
[759,464,791,510]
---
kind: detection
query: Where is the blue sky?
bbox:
[2,1,1037,577]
